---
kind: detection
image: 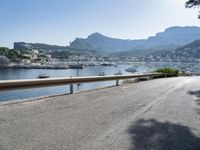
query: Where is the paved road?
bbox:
[0,77,200,150]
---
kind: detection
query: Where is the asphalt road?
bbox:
[0,77,200,150]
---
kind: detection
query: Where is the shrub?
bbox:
[154,68,179,77]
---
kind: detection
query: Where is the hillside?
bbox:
[14,42,69,51]
[148,40,200,62]
[0,47,21,60]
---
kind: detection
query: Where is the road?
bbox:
[0,77,200,150]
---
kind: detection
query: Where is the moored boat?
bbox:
[114,70,122,75]
[69,64,83,69]
[37,73,49,79]
[98,72,105,76]
[125,66,137,73]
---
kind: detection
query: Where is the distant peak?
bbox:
[91,32,103,36]
[88,32,105,38]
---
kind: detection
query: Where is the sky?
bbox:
[0,0,200,48]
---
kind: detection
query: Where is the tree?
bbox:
[0,47,21,60]
[0,55,9,67]
[186,0,200,18]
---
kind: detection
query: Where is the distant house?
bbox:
[0,55,9,67]
[31,49,39,54]
[20,59,31,64]
[22,54,31,58]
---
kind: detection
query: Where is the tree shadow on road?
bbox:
[188,90,200,115]
[127,119,200,150]
[188,90,200,98]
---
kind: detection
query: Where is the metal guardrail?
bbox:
[0,73,160,94]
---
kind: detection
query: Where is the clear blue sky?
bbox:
[0,0,199,48]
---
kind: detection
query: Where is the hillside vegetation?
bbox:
[0,47,21,60]
[149,40,200,62]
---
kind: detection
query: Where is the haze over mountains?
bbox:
[14,26,200,56]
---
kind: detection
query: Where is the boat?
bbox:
[100,63,113,66]
[125,66,137,73]
[69,64,83,69]
[98,72,105,76]
[37,73,49,79]
[114,70,122,75]
[88,63,95,66]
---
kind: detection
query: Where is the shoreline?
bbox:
[0,77,160,106]
[0,84,118,106]
[0,63,116,70]
[1,65,73,70]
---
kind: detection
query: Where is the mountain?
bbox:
[70,26,200,55]
[70,33,144,53]
[14,26,200,56]
[141,26,200,48]
[148,40,200,62]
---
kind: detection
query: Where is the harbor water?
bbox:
[1,62,200,102]
[0,65,141,102]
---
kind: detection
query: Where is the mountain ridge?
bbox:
[14,26,200,56]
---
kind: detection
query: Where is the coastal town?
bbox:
[1,40,200,70]
[0,50,122,69]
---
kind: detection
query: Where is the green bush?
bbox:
[154,68,179,77]
[0,47,21,60]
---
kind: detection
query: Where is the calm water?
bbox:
[2,61,199,102]
[0,65,149,102]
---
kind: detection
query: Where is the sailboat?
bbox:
[37,63,50,79]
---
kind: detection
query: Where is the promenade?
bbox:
[0,77,200,150]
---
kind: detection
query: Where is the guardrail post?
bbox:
[70,84,73,94]
[149,75,153,80]
[116,80,119,86]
